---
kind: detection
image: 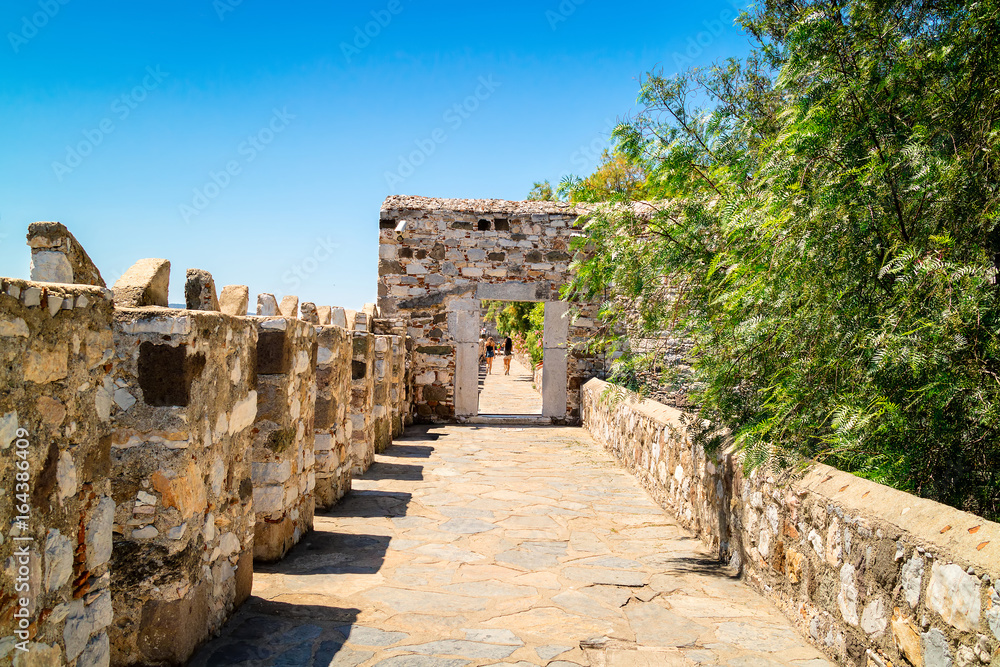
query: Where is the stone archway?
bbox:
[450,287,569,420]
[374,196,604,425]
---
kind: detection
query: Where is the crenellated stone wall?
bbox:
[375,196,604,423]
[250,316,316,563]
[372,335,393,453]
[0,220,415,665]
[349,332,376,474]
[0,279,116,667]
[389,335,408,437]
[313,325,353,510]
[108,307,258,666]
[582,378,1000,667]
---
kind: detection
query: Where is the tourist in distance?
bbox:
[485,336,496,374]
[502,335,513,375]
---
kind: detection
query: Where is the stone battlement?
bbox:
[0,225,414,666]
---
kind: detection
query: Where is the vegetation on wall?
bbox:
[557,0,1000,519]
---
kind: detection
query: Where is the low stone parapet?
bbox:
[314,325,352,510]
[108,307,257,666]
[250,316,316,563]
[349,332,375,474]
[0,279,116,666]
[372,335,393,453]
[389,335,407,437]
[581,378,1000,667]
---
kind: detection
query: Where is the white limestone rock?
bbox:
[927,562,981,632]
[44,529,74,593]
[838,563,859,626]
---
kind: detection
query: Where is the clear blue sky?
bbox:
[0,0,750,310]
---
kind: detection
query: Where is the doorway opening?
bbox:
[476,301,544,416]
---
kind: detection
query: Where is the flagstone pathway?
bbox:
[477,357,541,415]
[191,425,834,667]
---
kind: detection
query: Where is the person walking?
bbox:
[502,335,513,375]
[485,336,496,374]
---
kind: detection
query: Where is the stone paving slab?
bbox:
[191,426,835,667]
[477,357,541,415]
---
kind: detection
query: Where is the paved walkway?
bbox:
[477,357,541,415]
[193,425,833,667]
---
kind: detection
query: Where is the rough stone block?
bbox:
[110,307,257,665]
[27,221,106,287]
[113,258,170,307]
[0,279,114,665]
[279,295,299,318]
[257,293,279,316]
[185,268,220,311]
[220,285,250,316]
[250,316,316,562]
[300,302,319,324]
[330,307,347,328]
[317,305,332,325]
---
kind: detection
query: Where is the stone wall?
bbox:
[2,221,416,665]
[389,335,408,437]
[314,325,353,510]
[582,378,1000,667]
[0,279,116,666]
[376,196,603,423]
[250,316,316,563]
[372,335,393,453]
[108,307,258,666]
[349,332,376,474]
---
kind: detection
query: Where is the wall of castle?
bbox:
[375,196,604,424]
[582,378,1000,667]
[349,332,376,474]
[250,316,316,563]
[314,325,353,510]
[372,335,394,454]
[107,307,257,665]
[0,279,116,667]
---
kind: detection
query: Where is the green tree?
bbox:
[569,0,1000,518]
[527,181,557,201]
[484,301,545,365]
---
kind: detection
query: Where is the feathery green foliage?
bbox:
[567,0,1000,519]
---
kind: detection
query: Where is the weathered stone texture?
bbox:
[372,335,394,453]
[257,293,279,316]
[250,316,316,563]
[316,305,332,325]
[278,295,298,319]
[582,378,1000,667]
[300,302,319,324]
[219,285,250,316]
[375,196,603,424]
[27,221,107,287]
[349,332,376,474]
[390,335,410,436]
[0,279,115,666]
[184,268,220,311]
[108,307,257,666]
[314,324,353,509]
[112,259,170,308]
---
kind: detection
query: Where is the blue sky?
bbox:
[0,0,751,310]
